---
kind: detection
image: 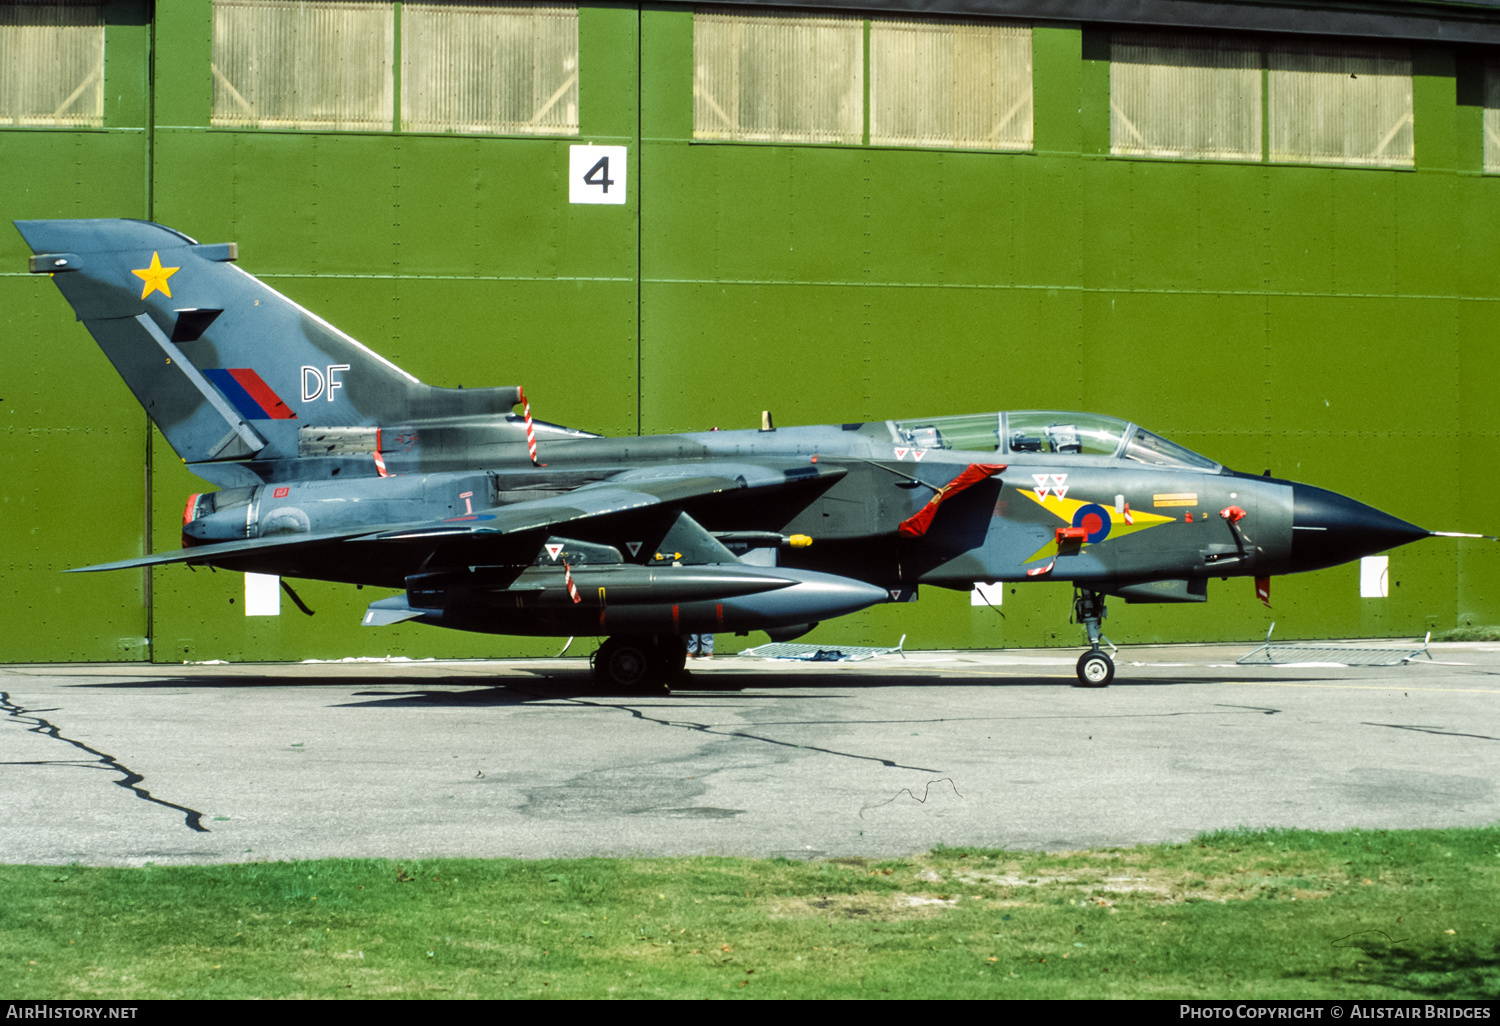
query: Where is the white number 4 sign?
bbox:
[569,145,627,205]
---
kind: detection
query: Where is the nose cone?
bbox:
[1289,484,1429,573]
[742,571,891,623]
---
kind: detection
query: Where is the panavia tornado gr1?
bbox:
[16,218,1456,688]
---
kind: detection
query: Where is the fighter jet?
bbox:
[16,218,1447,688]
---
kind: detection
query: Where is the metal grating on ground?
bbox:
[1237,622,1432,666]
[740,635,906,662]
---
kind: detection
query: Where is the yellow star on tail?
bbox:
[132,251,179,299]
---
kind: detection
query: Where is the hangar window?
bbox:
[693,11,863,144]
[1110,32,1262,161]
[0,1,104,128]
[1268,42,1413,168]
[213,0,577,135]
[1484,63,1500,173]
[694,12,1033,150]
[869,19,1032,151]
[212,0,395,130]
[401,3,578,136]
[1110,33,1413,168]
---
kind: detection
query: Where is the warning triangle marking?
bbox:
[912,449,927,461]
[893,447,909,461]
[545,543,564,561]
[625,541,643,557]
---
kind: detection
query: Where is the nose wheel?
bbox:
[1072,588,1117,687]
[1076,649,1114,687]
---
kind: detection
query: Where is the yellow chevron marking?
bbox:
[1019,491,1175,563]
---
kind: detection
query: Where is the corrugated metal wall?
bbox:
[401,3,579,135]
[0,0,104,127]
[1110,32,1260,160]
[693,12,863,144]
[211,0,395,130]
[869,18,1032,150]
[3,3,1498,662]
[1268,41,1413,167]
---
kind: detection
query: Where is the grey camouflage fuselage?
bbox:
[16,219,1432,684]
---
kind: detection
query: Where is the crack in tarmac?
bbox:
[0,690,209,833]
[713,707,1288,727]
[1363,722,1500,742]
[505,686,944,773]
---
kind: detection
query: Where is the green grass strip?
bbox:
[5,827,1497,999]
[1432,626,1500,642]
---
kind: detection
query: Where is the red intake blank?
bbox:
[897,463,1006,538]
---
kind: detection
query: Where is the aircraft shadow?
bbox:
[61,669,1353,706]
[332,670,1345,706]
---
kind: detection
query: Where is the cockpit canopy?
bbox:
[890,411,1220,471]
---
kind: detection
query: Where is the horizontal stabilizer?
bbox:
[66,528,379,573]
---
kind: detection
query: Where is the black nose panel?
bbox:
[1289,484,1428,574]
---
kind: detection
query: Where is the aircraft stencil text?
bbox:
[301,364,351,402]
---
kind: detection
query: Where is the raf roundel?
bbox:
[1071,503,1112,544]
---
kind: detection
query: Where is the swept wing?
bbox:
[71,461,846,574]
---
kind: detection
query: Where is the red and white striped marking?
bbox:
[519,386,540,465]
[563,562,581,604]
[373,427,389,477]
[1026,559,1056,577]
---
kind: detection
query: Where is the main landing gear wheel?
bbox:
[593,636,654,692]
[592,635,677,693]
[1076,650,1114,688]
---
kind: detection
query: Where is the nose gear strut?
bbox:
[1072,588,1118,687]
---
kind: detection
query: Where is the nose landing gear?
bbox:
[1072,589,1116,687]
[1076,648,1114,686]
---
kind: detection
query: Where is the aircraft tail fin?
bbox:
[15,218,520,465]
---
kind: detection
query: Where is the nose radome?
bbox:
[1288,484,1429,574]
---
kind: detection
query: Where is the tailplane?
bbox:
[16,219,520,465]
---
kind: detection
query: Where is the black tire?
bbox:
[594,636,656,691]
[1075,650,1114,688]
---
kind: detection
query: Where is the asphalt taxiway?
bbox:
[2,642,1496,866]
